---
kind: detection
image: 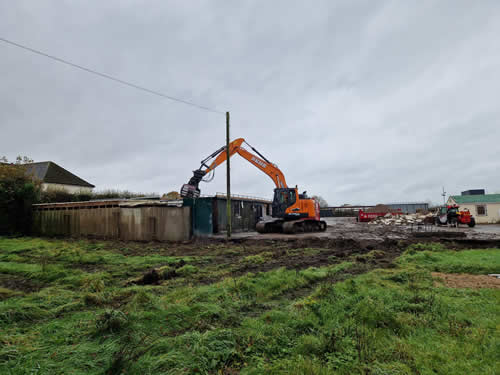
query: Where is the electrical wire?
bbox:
[0,36,225,115]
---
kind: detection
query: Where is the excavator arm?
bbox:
[181,138,287,198]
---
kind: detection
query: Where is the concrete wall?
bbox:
[33,201,191,241]
[454,203,500,224]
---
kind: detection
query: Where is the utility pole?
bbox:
[442,187,446,205]
[226,111,231,238]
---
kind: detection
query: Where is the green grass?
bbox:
[399,244,500,274]
[239,251,274,264]
[0,237,499,374]
[0,237,192,268]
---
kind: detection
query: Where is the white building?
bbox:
[25,161,95,193]
[447,194,500,224]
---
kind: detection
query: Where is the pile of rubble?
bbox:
[368,212,434,226]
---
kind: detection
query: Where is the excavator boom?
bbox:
[181,138,286,198]
[180,137,327,234]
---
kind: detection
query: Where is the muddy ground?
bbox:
[5,219,498,295]
[213,217,500,241]
[114,229,500,287]
[0,274,42,293]
[2,232,499,303]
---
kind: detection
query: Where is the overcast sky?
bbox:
[1,1,499,205]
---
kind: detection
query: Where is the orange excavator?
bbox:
[180,138,327,234]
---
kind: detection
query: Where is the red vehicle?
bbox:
[357,209,403,222]
[435,205,476,227]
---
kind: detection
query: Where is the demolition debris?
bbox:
[367,212,435,226]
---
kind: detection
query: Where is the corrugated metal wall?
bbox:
[33,197,269,239]
[33,203,191,241]
[183,198,213,236]
[119,206,191,242]
[386,203,429,214]
[215,198,265,233]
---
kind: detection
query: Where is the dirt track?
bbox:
[433,272,500,289]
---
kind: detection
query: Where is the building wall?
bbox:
[461,189,485,196]
[386,203,429,214]
[182,198,214,236]
[33,202,191,241]
[214,198,267,233]
[42,183,93,194]
[320,206,374,217]
[119,206,191,241]
[450,202,500,224]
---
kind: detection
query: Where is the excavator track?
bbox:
[256,219,284,233]
[283,219,327,234]
[257,219,327,234]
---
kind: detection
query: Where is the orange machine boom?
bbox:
[180,138,326,234]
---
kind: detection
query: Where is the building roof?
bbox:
[25,161,95,188]
[450,194,500,204]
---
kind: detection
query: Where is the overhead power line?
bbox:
[0,36,224,115]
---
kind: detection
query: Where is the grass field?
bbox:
[0,237,498,374]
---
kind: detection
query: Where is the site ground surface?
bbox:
[0,236,498,374]
[214,217,500,241]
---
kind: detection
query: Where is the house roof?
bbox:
[25,162,95,188]
[450,194,500,204]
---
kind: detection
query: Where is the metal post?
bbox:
[226,111,231,238]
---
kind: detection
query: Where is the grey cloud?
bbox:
[1,1,499,205]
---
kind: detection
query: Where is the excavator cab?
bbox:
[272,188,297,218]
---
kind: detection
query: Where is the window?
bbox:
[280,190,296,206]
[233,201,241,216]
[476,205,487,216]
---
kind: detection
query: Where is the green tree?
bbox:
[0,156,39,235]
